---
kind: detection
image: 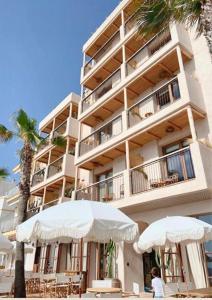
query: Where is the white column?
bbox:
[187,106,197,141]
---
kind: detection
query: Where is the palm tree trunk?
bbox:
[201,0,212,58]
[14,143,33,298]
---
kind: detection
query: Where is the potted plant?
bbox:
[105,240,121,288]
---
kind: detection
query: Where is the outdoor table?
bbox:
[176,287,212,298]
[87,287,122,296]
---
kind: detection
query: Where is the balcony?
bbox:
[76,173,124,202]
[79,115,122,156]
[31,153,75,191]
[31,168,46,187]
[53,120,67,138]
[128,77,180,127]
[37,135,50,154]
[43,198,59,210]
[125,11,137,34]
[126,29,171,75]
[47,157,63,179]
[130,147,195,195]
[0,216,18,233]
[82,68,121,112]
[26,206,41,219]
[84,29,121,76]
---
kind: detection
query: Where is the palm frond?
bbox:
[134,0,202,37]
[51,136,67,148]
[0,168,9,179]
[0,125,13,143]
[14,109,41,147]
[135,0,174,37]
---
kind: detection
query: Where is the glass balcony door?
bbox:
[164,139,194,181]
[97,171,113,202]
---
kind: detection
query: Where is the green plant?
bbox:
[106,240,116,278]
[51,135,67,148]
[134,0,212,59]
[0,168,9,180]
[65,186,75,198]
[155,249,171,270]
[0,110,65,297]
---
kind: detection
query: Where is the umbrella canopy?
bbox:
[0,231,13,253]
[11,241,33,254]
[16,200,138,244]
[137,216,212,252]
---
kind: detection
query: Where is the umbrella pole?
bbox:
[79,238,83,298]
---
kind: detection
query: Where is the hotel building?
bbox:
[26,92,91,275]
[74,0,212,291]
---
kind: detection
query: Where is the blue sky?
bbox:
[0,0,119,180]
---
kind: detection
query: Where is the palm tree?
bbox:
[0,168,9,179]
[0,110,66,297]
[134,0,212,58]
[0,110,42,297]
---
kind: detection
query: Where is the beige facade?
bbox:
[75,0,212,292]
[28,92,80,218]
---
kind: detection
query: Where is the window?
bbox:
[97,170,113,202]
[163,138,195,181]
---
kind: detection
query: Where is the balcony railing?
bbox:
[31,168,46,187]
[84,29,121,76]
[126,29,171,75]
[76,173,124,202]
[37,134,50,153]
[82,68,121,112]
[125,11,138,34]
[43,198,59,210]
[128,77,180,127]
[53,120,67,138]
[0,216,18,233]
[79,115,122,156]
[26,206,41,219]
[130,147,195,195]
[47,156,63,179]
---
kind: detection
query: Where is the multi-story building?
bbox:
[26,92,91,274]
[75,0,212,291]
[29,92,80,216]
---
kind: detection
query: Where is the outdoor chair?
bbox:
[0,276,14,297]
[70,274,81,295]
[40,273,56,297]
[26,274,42,296]
[50,274,70,298]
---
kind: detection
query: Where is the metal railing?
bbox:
[128,77,180,127]
[79,115,122,156]
[26,206,41,219]
[125,11,138,34]
[31,168,46,187]
[76,173,124,202]
[53,120,67,138]
[126,29,171,75]
[82,68,121,112]
[130,147,195,195]
[84,29,121,76]
[43,198,59,210]
[0,216,18,233]
[47,156,63,179]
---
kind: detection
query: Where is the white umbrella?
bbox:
[16,200,138,297]
[0,231,13,253]
[16,200,138,244]
[137,216,212,252]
